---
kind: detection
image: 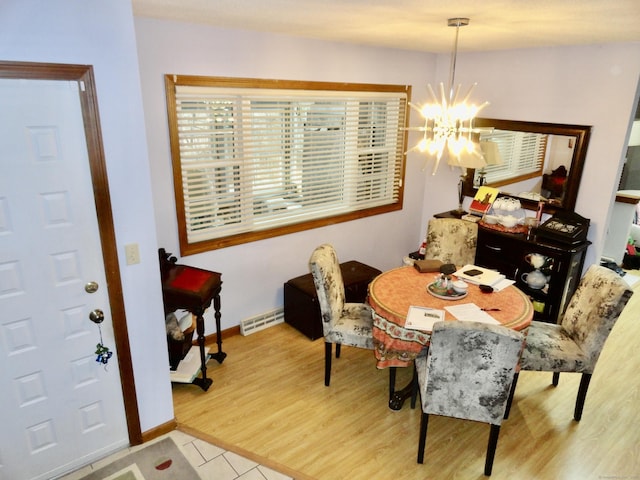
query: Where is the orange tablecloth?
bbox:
[369,266,533,368]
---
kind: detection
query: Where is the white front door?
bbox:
[0,78,129,479]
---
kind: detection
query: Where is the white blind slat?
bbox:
[479,131,546,184]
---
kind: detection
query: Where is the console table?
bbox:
[159,249,226,391]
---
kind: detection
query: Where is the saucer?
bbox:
[427,282,468,300]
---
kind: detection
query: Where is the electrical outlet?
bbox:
[124,243,140,265]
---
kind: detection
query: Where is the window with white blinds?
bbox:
[477,131,547,185]
[165,76,409,254]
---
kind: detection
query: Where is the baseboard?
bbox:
[140,418,177,444]
[199,324,241,346]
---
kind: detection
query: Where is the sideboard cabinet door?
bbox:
[475,225,590,324]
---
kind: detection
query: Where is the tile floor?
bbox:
[59,430,293,480]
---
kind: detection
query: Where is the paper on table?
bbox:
[444,303,501,325]
[454,264,506,287]
[405,305,445,331]
[492,278,515,292]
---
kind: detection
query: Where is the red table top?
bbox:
[162,264,222,312]
[369,266,533,368]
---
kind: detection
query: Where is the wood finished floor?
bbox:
[172,276,640,480]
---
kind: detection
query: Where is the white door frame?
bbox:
[0,60,142,445]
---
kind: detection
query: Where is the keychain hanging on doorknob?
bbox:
[89,308,113,366]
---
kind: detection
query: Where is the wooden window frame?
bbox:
[165,75,410,255]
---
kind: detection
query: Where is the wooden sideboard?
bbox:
[475,225,590,323]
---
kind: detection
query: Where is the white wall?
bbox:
[134,18,438,332]
[0,0,174,432]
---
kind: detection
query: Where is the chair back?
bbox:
[424,218,478,266]
[309,244,346,334]
[560,264,633,371]
[421,321,524,425]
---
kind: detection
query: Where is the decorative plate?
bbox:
[427,282,468,300]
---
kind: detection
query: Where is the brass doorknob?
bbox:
[89,309,104,324]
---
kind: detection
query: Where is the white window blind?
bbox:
[167,77,409,253]
[478,131,547,184]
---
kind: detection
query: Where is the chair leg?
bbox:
[504,372,519,419]
[417,412,429,464]
[574,373,592,421]
[485,424,501,476]
[389,367,396,401]
[410,364,418,409]
[335,343,341,358]
[324,342,332,386]
[552,372,560,386]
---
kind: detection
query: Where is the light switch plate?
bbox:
[124,243,140,265]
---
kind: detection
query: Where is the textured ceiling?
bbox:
[132,0,640,53]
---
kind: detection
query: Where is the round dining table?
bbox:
[368,265,533,409]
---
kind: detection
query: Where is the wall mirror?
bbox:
[462,118,592,212]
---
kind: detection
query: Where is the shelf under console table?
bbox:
[475,225,590,324]
[159,248,226,391]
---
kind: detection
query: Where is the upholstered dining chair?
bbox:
[309,244,374,386]
[416,321,524,476]
[424,218,478,266]
[505,264,633,421]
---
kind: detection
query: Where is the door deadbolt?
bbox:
[85,281,99,294]
[89,309,104,324]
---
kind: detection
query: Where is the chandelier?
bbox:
[410,18,489,175]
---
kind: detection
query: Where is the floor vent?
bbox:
[240,308,285,336]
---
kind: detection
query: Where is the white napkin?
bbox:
[444,303,501,325]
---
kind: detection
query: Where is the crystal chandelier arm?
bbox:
[439,83,448,109]
[426,84,439,103]
[408,101,423,113]
[460,83,477,103]
[428,155,443,175]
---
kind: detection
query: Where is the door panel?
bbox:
[0,79,128,479]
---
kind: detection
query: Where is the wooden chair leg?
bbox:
[335,343,341,358]
[417,412,429,464]
[504,372,519,419]
[389,367,396,401]
[324,342,332,386]
[410,364,419,409]
[552,372,560,386]
[485,424,501,476]
[574,373,592,421]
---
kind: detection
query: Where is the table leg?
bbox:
[192,310,212,392]
[389,363,417,411]
[209,293,227,364]
[389,367,396,401]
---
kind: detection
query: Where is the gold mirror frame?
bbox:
[462,118,592,212]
